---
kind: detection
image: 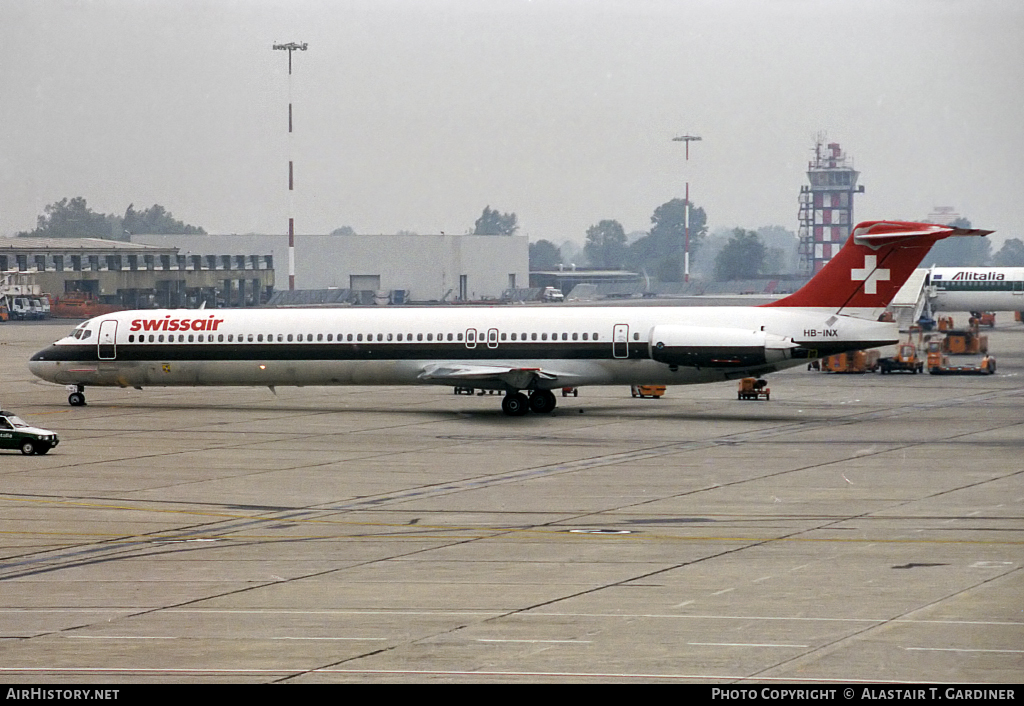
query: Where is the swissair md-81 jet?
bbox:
[29,220,990,416]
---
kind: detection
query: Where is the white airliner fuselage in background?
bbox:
[925,267,1024,315]
[29,221,991,415]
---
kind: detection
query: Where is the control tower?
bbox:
[797,138,864,274]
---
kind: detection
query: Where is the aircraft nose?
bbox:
[28,347,59,381]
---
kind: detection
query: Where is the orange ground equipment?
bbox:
[926,340,996,375]
[737,377,770,401]
[49,292,123,319]
[878,340,924,374]
[631,385,666,399]
[821,349,880,373]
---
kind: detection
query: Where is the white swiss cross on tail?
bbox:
[849,255,890,294]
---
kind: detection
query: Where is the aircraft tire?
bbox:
[529,390,557,414]
[68,392,86,407]
[502,392,530,416]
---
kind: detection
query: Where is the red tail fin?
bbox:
[764,221,992,315]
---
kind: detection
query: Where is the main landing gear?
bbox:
[500,389,557,417]
[67,385,86,406]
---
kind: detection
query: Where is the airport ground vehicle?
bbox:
[821,349,880,373]
[972,312,996,328]
[942,328,987,355]
[737,377,770,400]
[925,340,996,375]
[541,287,564,302]
[27,221,994,415]
[878,341,924,374]
[0,412,60,455]
[631,385,666,398]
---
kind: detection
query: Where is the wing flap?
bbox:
[418,364,561,390]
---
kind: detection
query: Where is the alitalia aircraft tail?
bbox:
[764,221,993,319]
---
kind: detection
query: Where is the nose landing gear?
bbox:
[67,385,86,406]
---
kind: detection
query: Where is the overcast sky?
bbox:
[2,0,1021,246]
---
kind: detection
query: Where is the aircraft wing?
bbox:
[417,363,565,390]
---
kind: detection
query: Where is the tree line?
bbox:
[16,197,206,240]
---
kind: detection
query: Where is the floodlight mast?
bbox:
[273,41,308,290]
[672,134,702,283]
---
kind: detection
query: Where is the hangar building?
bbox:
[134,232,529,302]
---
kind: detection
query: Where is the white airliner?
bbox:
[29,220,990,416]
[925,266,1024,315]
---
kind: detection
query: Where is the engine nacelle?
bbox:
[649,325,796,368]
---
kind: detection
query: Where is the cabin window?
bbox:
[633,333,640,340]
[457,333,464,341]
[387,333,393,341]
[357,334,363,342]
[376,333,383,342]
[258,334,264,342]
[572,333,578,340]
[582,333,588,340]
[593,333,599,340]
[347,334,353,341]
[158,335,165,343]
[417,333,423,341]
[541,333,548,341]
[407,333,412,340]
[317,334,323,342]
[447,333,453,341]
[247,334,253,342]
[426,334,433,341]
[500,333,507,341]
[188,334,194,343]
[218,334,224,342]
